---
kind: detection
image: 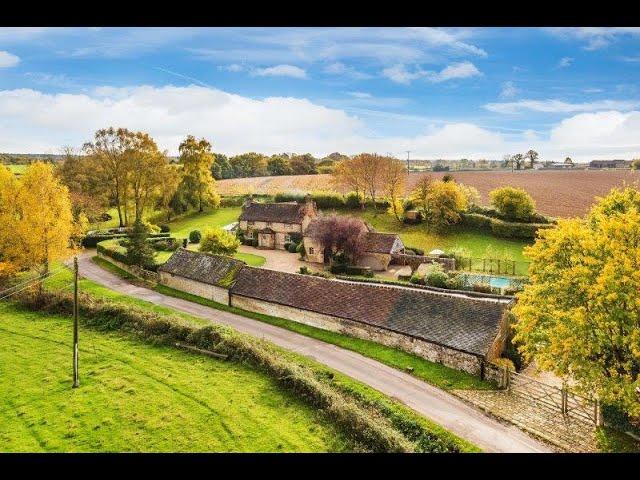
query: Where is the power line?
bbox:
[0,268,68,301]
[0,266,67,298]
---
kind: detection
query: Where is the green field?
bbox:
[168,207,242,237]
[0,303,349,452]
[349,209,531,275]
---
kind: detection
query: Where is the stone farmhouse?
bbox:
[303,220,405,271]
[238,196,317,250]
[158,249,511,375]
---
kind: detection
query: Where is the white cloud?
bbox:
[383,61,481,84]
[348,91,372,99]
[323,62,371,79]
[558,56,573,68]
[252,64,307,79]
[499,81,518,99]
[582,87,604,93]
[218,63,244,72]
[484,99,640,114]
[2,85,639,161]
[0,51,20,68]
[547,27,640,51]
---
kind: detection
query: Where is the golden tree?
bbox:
[382,157,407,220]
[423,180,468,229]
[513,187,640,416]
[179,135,220,212]
[0,162,74,279]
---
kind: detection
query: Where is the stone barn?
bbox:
[158,249,245,305]
[229,267,511,374]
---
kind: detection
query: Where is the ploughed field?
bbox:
[0,304,348,452]
[217,170,640,218]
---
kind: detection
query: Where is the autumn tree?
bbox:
[179,135,220,212]
[332,156,366,201]
[306,214,368,265]
[409,175,434,214]
[156,164,183,221]
[289,153,318,175]
[513,187,640,417]
[423,180,468,229]
[0,162,74,281]
[200,227,241,256]
[382,157,407,221]
[127,132,168,221]
[489,186,536,221]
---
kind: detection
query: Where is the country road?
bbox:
[77,253,553,453]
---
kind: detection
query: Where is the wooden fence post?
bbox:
[561,383,568,414]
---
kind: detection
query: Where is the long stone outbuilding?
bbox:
[158,249,511,375]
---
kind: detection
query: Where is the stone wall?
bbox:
[230,293,485,375]
[97,252,159,283]
[158,271,229,305]
[357,252,391,271]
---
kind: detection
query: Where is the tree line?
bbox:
[59,128,220,228]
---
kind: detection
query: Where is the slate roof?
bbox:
[231,267,508,357]
[362,232,403,254]
[239,202,308,224]
[158,249,245,288]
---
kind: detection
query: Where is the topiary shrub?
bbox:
[160,224,171,233]
[409,273,424,285]
[287,242,298,253]
[189,230,202,244]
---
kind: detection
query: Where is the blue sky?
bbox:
[1,27,640,160]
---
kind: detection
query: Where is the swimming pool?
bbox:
[459,273,525,292]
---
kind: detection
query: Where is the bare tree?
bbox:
[526,149,539,169]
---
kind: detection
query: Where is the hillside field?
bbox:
[216,170,640,218]
[0,304,349,452]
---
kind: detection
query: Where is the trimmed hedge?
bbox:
[83,232,170,248]
[17,290,422,453]
[460,213,552,240]
[345,266,373,277]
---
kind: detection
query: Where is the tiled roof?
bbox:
[231,267,508,357]
[362,232,403,254]
[239,202,308,224]
[158,249,245,288]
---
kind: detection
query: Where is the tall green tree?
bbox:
[124,219,156,268]
[179,135,220,212]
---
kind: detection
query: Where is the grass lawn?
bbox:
[167,207,242,238]
[348,208,532,275]
[36,260,480,453]
[0,303,349,452]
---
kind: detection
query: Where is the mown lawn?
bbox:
[348,208,531,275]
[0,303,349,452]
[168,207,242,238]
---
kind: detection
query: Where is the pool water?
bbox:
[488,277,511,289]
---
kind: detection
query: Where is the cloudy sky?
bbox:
[1,27,640,161]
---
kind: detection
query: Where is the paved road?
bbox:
[78,253,553,453]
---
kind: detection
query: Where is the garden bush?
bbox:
[287,242,299,253]
[409,273,424,285]
[311,192,345,209]
[251,238,259,247]
[200,228,241,256]
[189,230,202,244]
[423,264,448,289]
[345,191,364,209]
[444,275,463,290]
[296,242,306,258]
[404,247,424,256]
[299,266,310,275]
[160,224,171,233]
[345,266,372,276]
[330,264,347,274]
[472,282,492,293]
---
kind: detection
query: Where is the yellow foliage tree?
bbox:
[423,180,468,229]
[512,187,640,416]
[0,162,74,280]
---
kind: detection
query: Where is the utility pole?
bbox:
[405,150,411,174]
[72,256,79,388]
